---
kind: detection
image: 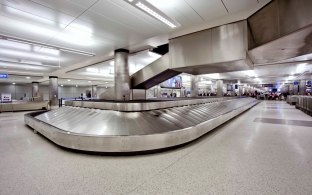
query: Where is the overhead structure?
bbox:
[131,0,312,89]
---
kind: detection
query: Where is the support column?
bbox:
[216,80,223,97]
[299,80,306,95]
[32,82,39,97]
[294,82,299,95]
[289,84,294,95]
[157,85,162,98]
[191,75,199,97]
[91,85,97,98]
[239,86,243,96]
[114,49,130,101]
[49,76,58,106]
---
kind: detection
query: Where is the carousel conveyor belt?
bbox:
[25,97,259,153]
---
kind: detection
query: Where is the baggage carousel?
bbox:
[25,97,259,153]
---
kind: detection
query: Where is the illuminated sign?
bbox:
[294,81,299,85]
[160,76,182,89]
[0,74,8,78]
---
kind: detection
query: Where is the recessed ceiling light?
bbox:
[105,82,108,84]
[128,0,133,2]
[61,84,63,87]
[135,2,177,28]
[67,79,71,82]
[12,82,16,85]
[76,85,78,87]
[26,76,30,79]
[88,81,91,83]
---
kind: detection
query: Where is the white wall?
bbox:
[0,84,32,100]
[0,83,107,100]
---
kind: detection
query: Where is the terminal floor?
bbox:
[0,101,312,195]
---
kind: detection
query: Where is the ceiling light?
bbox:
[61,85,63,87]
[0,34,96,56]
[76,85,78,87]
[129,1,179,28]
[12,82,16,85]
[86,67,99,73]
[0,48,59,61]
[135,2,177,28]
[88,81,91,83]
[26,77,30,79]
[67,79,71,82]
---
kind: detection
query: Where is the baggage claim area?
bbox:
[0,0,312,194]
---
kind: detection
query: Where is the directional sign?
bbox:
[0,74,8,78]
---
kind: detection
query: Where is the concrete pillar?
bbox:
[191,75,199,97]
[91,85,97,98]
[299,80,306,95]
[157,85,162,98]
[294,82,299,95]
[49,76,58,106]
[32,82,39,97]
[239,86,243,96]
[216,80,223,97]
[289,84,294,95]
[114,49,130,101]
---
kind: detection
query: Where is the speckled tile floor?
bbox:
[1,101,312,195]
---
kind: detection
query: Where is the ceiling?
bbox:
[2,0,309,89]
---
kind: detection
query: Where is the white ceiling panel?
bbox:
[90,0,169,36]
[222,0,258,14]
[146,0,204,26]
[29,0,98,18]
[0,0,75,28]
[184,0,227,21]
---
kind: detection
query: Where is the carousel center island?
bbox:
[25,97,259,153]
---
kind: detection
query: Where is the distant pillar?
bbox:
[91,85,97,98]
[114,49,130,101]
[32,82,39,97]
[157,85,162,98]
[299,80,306,95]
[289,84,294,95]
[294,83,299,95]
[49,76,58,106]
[239,86,243,96]
[216,80,223,97]
[191,75,199,97]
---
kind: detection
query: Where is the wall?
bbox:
[0,84,32,100]
[0,83,107,100]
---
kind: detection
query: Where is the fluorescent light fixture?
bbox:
[86,67,99,73]
[26,77,31,79]
[12,83,16,85]
[0,34,96,56]
[203,73,220,80]
[296,63,307,73]
[135,2,177,28]
[0,48,59,61]
[0,60,55,70]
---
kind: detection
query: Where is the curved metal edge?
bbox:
[65,97,241,112]
[25,100,259,153]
